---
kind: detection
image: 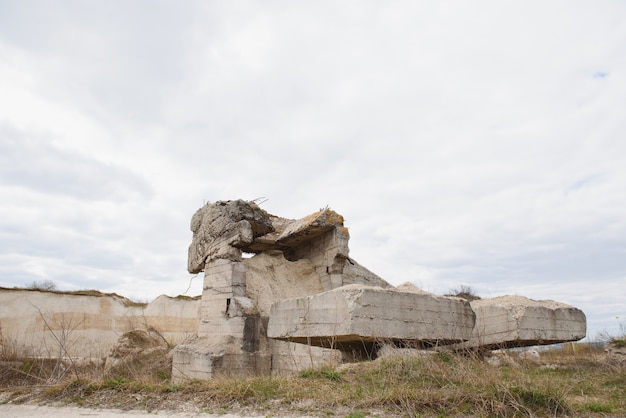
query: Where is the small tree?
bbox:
[27,279,57,291]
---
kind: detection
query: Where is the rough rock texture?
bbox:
[174,200,384,382]
[458,296,587,350]
[188,200,274,273]
[267,284,476,357]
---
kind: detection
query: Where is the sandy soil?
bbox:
[0,404,271,417]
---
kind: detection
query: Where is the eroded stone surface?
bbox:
[188,200,274,273]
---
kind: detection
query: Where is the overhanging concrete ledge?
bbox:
[267,285,476,352]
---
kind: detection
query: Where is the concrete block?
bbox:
[267,285,475,352]
[269,340,343,376]
[171,339,216,383]
[461,296,587,349]
[172,336,272,382]
[204,259,246,293]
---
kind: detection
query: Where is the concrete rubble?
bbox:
[171,199,587,381]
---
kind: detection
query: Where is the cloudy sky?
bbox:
[1,1,624,339]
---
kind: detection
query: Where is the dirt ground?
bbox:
[0,404,277,417]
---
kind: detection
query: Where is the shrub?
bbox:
[27,279,57,291]
[445,284,481,301]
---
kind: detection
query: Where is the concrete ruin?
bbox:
[171,200,587,381]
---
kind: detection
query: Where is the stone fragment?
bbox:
[460,295,586,350]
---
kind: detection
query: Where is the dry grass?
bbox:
[1,342,624,417]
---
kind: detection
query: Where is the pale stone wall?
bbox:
[0,288,199,359]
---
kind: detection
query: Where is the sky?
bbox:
[0,1,624,340]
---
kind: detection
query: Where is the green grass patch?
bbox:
[299,366,342,381]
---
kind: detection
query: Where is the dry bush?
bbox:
[445,284,481,301]
[103,329,172,383]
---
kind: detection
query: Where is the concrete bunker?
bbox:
[172,199,586,381]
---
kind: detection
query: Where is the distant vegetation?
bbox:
[26,279,57,291]
[446,284,482,301]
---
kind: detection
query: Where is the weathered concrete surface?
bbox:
[172,335,272,380]
[268,339,343,376]
[188,200,274,273]
[458,296,587,350]
[172,336,340,381]
[174,200,394,381]
[174,199,588,380]
[0,288,199,359]
[267,285,476,356]
[243,252,390,317]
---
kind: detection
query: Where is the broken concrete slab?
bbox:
[267,284,475,356]
[248,208,347,251]
[458,295,587,350]
[188,200,274,273]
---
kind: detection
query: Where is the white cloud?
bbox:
[0,0,624,338]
